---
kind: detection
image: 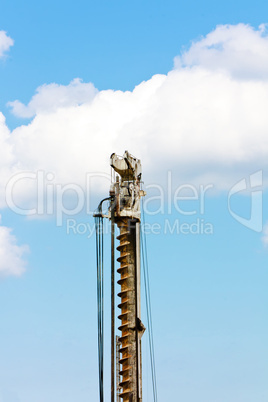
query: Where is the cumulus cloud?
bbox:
[262,223,268,247]
[8,78,98,118]
[0,113,15,207]
[0,215,29,277]
[0,31,14,58]
[1,23,268,211]
[174,23,268,79]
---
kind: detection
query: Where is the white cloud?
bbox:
[0,31,14,58]
[262,223,268,247]
[0,113,15,208]
[1,23,268,210]
[174,23,268,79]
[0,215,29,277]
[8,78,98,118]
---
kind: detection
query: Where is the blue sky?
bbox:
[0,1,268,402]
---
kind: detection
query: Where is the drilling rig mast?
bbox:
[109,151,146,402]
[95,151,146,402]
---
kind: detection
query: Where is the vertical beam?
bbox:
[116,219,138,401]
[133,220,139,401]
[111,201,115,402]
[136,222,141,319]
[136,222,142,401]
[116,219,144,401]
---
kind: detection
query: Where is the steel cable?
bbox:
[141,198,158,402]
[94,197,111,402]
[95,212,104,402]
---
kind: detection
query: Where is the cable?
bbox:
[94,197,112,402]
[95,212,104,402]
[94,197,111,402]
[141,197,158,402]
